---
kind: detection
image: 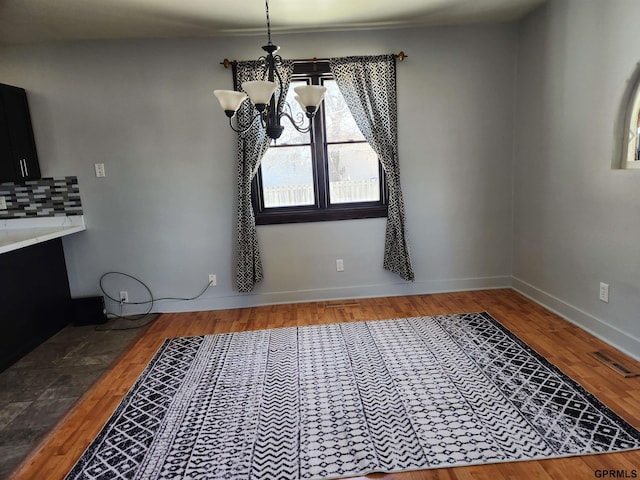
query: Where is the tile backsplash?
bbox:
[0,176,83,219]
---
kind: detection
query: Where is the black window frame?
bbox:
[251,61,388,225]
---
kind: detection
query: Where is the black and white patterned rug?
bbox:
[66,312,640,479]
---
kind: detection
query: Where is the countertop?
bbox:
[0,215,86,254]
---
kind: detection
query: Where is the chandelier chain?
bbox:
[265,0,272,45]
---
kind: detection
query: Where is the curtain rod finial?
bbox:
[396,51,407,62]
[222,58,232,69]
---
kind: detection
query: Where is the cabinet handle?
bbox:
[23,159,28,177]
[19,159,25,177]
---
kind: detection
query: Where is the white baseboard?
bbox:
[154,275,512,313]
[512,277,640,361]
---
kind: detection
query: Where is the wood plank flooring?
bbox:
[9,289,640,479]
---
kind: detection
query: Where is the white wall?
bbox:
[0,25,516,314]
[513,0,640,358]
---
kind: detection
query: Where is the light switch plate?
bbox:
[94,163,106,177]
[0,196,7,210]
[599,282,609,303]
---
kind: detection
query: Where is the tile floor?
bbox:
[0,320,147,478]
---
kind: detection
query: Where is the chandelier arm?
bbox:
[282,102,309,126]
[280,111,312,134]
[228,112,261,135]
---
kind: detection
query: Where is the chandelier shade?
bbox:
[294,85,327,112]
[213,90,248,117]
[241,80,278,109]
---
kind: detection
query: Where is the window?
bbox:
[251,61,387,224]
[626,94,640,168]
[622,67,640,169]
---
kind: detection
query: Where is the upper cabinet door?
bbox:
[0,83,41,183]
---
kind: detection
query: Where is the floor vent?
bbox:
[324,300,360,308]
[589,351,639,378]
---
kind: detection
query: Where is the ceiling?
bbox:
[0,0,546,45]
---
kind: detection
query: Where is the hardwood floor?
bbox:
[10,289,640,479]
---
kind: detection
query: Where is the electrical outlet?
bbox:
[336,259,344,272]
[0,196,6,210]
[208,274,217,286]
[119,291,129,303]
[94,163,106,177]
[599,282,609,303]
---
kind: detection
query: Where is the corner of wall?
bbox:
[512,277,640,361]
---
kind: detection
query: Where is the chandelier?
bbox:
[213,0,326,140]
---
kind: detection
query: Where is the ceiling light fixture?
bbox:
[213,0,326,140]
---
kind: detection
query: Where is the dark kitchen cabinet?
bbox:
[0,239,71,371]
[0,83,41,183]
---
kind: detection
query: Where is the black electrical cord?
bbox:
[99,271,154,320]
[97,271,213,330]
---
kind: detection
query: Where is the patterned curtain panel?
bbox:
[234,60,294,292]
[329,55,415,281]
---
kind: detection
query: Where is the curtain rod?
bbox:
[220,51,407,69]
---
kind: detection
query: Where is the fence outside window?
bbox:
[264,178,380,208]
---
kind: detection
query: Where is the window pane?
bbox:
[323,80,366,143]
[261,145,314,207]
[328,143,380,204]
[278,80,310,146]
